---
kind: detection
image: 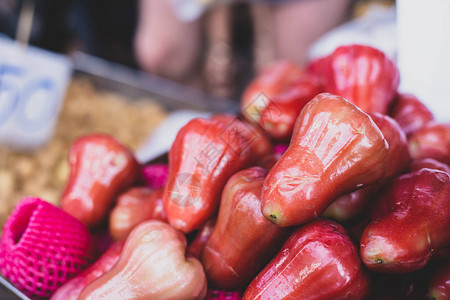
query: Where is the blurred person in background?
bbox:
[0,0,351,98]
[135,0,352,96]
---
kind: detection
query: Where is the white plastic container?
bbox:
[397,0,450,122]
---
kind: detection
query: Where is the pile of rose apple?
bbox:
[1,44,450,299]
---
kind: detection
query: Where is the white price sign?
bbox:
[0,36,71,150]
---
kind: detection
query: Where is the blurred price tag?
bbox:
[0,36,72,150]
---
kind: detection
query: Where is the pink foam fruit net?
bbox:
[142,163,169,190]
[0,197,93,299]
[207,289,241,300]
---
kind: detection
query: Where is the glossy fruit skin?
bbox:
[408,123,450,164]
[187,217,216,259]
[324,113,410,222]
[308,44,399,114]
[258,75,323,140]
[307,56,329,86]
[61,134,141,227]
[79,220,207,300]
[346,218,371,243]
[322,187,374,222]
[164,115,272,233]
[409,158,450,174]
[109,187,167,241]
[369,113,411,178]
[241,61,303,124]
[389,93,434,137]
[202,167,289,290]
[425,262,450,300]
[51,241,125,300]
[209,114,273,160]
[242,219,369,300]
[361,169,450,273]
[258,152,283,172]
[261,93,388,227]
[257,144,289,172]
